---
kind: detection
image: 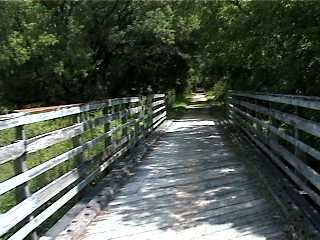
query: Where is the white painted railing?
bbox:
[228,91,320,208]
[0,94,166,239]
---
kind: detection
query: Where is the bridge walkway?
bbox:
[80,94,288,240]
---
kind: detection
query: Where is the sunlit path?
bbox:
[80,94,288,240]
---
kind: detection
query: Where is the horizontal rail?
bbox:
[152,105,166,115]
[231,98,320,139]
[230,112,320,206]
[0,116,140,196]
[229,91,320,111]
[153,115,167,130]
[7,134,138,240]
[152,94,165,99]
[228,91,320,208]
[26,106,142,154]
[153,111,166,124]
[229,104,320,161]
[0,94,167,239]
[0,107,142,165]
[0,97,140,131]
[0,169,79,236]
[152,99,165,108]
[0,127,138,236]
[0,141,25,165]
[229,104,320,160]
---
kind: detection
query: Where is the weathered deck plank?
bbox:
[80,95,288,240]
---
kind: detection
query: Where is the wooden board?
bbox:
[77,112,287,240]
[0,95,166,239]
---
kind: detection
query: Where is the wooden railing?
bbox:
[228,91,320,207]
[0,94,166,240]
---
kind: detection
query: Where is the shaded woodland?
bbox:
[1,0,320,112]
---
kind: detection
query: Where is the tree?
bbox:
[1,0,320,113]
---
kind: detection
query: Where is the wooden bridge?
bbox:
[1,92,320,240]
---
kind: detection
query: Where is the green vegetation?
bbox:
[0,1,199,112]
[198,1,320,96]
[0,1,320,237]
[1,1,319,112]
[1,0,319,114]
[0,106,131,240]
[166,90,192,119]
[206,81,228,104]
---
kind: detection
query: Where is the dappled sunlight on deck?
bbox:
[80,94,287,240]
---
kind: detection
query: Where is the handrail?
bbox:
[229,90,320,110]
[0,94,167,239]
[228,91,320,208]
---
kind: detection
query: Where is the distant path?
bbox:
[80,93,288,240]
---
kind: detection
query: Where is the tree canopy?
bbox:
[0,0,319,111]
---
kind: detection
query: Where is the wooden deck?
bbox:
[80,95,288,240]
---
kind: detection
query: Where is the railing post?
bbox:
[103,103,110,149]
[122,100,129,146]
[148,96,153,132]
[164,95,167,121]
[254,99,262,135]
[14,125,38,240]
[127,99,134,145]
[294,105,299,157]
[73,113,85,164]
[226,93,234,124]
[140,96,147,137]
[109,100,115,151]
[138,96,144,137]
[293,105,304,180]
[132,97,139,144]
[115,102,122,146]
[268,101,277,146]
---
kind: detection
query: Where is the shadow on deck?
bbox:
[76,94,288,240]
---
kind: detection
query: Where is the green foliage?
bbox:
[0,1,319,236]
[0,1,319,109]
[0,107,125,237]
[207,80,228,103]
[198,1,320,96]
[0,1,203,111]
[166,90,177,109]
